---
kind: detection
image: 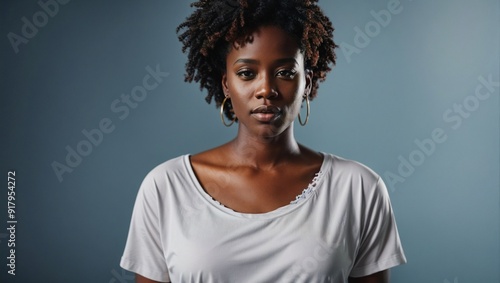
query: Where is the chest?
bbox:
[165,205,357,283]
[197,167,320,213]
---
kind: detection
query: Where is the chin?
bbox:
[254,124,290,139]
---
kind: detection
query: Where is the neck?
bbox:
[229,125,301,169]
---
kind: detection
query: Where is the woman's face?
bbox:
[222,25,312,139]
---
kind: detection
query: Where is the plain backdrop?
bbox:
[1,1,499,282]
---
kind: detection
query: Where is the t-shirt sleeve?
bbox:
[120,173,171,282]
[349,177,407,278]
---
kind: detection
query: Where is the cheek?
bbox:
[226,79,250,116]
[226,72,250,95]
[230,99,244,118]
[289,96,304,117]
[229,82,250,98]
[283,80,307,117]
[280,79,305,101]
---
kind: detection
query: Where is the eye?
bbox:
[236,69,255,80]
[276,69,297,79]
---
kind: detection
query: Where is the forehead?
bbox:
[227,25,303,64]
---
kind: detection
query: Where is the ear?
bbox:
[221,73,229,97]
[305,69,313,97]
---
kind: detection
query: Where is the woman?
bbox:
[120,1,406,282]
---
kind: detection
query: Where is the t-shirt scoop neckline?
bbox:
[183,153,329,220]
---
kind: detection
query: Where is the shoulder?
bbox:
[320,153,388,202]
[323,153,380,184]
[137,155,191,196]
[146,155,188,179]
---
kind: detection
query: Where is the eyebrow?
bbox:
[232,58,298,66]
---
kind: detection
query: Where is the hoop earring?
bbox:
[298,95,310,126]
[220,96,236,127]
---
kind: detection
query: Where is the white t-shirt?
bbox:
[120,153,406,282]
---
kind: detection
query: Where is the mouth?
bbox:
[250,105,282,123]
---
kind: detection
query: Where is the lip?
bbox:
[250,105,282,122]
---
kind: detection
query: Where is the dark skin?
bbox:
[135,26,389,283]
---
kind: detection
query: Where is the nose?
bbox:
[254,74,278,100]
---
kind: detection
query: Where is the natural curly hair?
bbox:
[176,0,337,120]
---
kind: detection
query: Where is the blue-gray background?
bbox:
[1,0,498,282]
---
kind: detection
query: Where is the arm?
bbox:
[348,270,390,283]
[121,173,170,283]
[136,273,164,283]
